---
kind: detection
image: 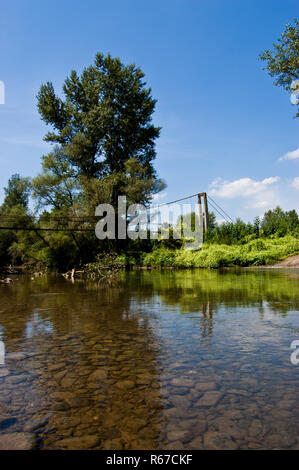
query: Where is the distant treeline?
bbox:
[0,173,298,271]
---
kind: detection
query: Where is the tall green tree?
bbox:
[37,53,161,185]
[1,174,31,211]
[260,19,299,117]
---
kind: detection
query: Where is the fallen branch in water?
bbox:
[62,254,124,281]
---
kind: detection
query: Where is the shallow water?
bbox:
[0,269,299,449]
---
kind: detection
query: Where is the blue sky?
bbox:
[0,0,298,221]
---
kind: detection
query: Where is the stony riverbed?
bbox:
[0,270,299,449]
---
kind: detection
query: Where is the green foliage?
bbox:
[32,146,79,210]
[205,218,256,245]
[84,252,124,278]
[143,248,177,267]
[79,157,166,213]
[0,178,32,265]
[37,52,161,181]
[121,158,166,205]
[1,174,31,210]
[138,236,299,269]
[261,206,299,236]
[204,207,298,245]
[260,19,299,117]
[0,230,15,265]
[208,211,217,230]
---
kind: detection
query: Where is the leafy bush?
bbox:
[143,248,176,267]
[136,236,299,268]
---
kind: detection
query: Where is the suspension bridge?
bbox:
[0,192,233,233]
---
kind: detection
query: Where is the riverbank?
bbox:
[1,236,298,277]
[118,235,299,269]
[264,254,299,268]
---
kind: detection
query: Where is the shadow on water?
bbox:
[0,268,298,449]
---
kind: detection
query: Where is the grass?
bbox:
[124,235,299,268]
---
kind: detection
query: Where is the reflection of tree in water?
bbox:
[126,269,299,319]
[200,301,214,338]
[0,277,165,449]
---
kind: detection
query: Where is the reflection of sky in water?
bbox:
[129,289,299,375]
[261,301,299,333]
[25,309,53,339]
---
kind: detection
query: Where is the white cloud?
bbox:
[279,148,299,161]
[291,177,299,190]
[209,176,281,212]
[209,176,280,198]
[207,176,298,221]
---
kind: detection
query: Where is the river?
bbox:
[0,268,298,449]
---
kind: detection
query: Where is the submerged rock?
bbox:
[167,429,189,443]
[249,419,263,437]
[194,391,223,407]
[115,379,135,390]
[0,432,35,450]
[0,368,10,378]
[203,431,238,450]
[195,382,218,392]
[5,374,28,385]
[188,436,204,449]
[23,415,49,432]
[171,378,195,388]
[6,352,26,361]
[56,435,100,450]
[88,369,108,382]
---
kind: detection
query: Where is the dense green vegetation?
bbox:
[132,235,299,268]
[1,168,297,270]
[114,208,299,268]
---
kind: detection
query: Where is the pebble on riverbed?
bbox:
[0,433,35,450]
